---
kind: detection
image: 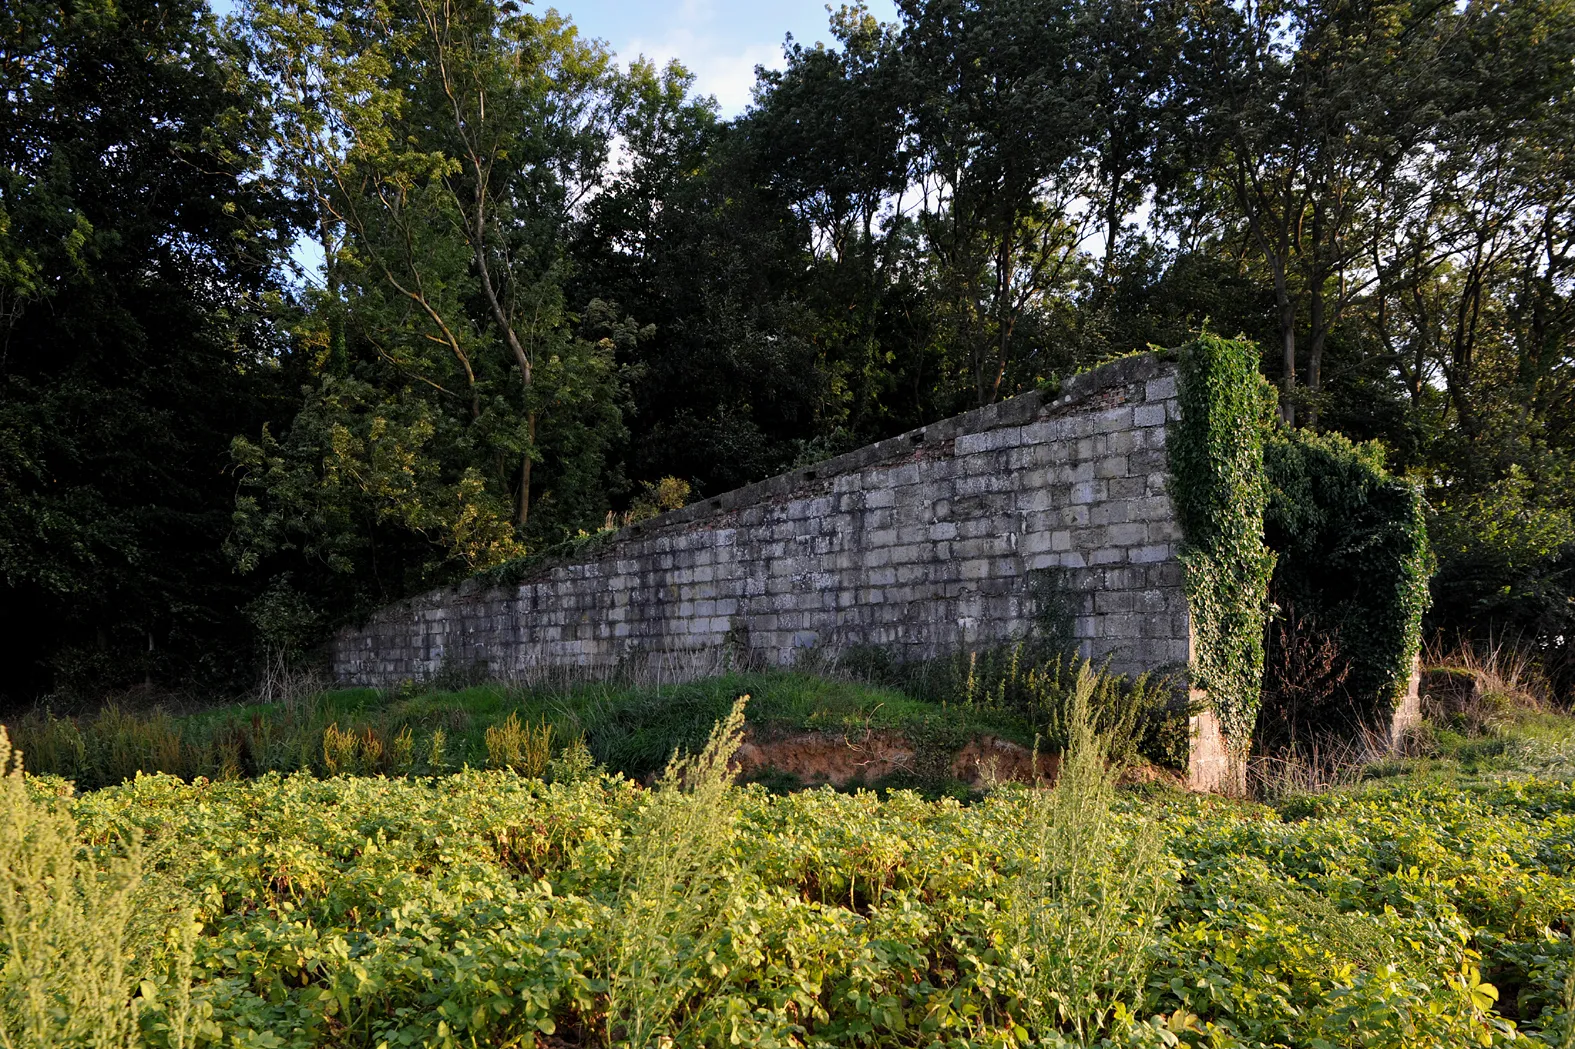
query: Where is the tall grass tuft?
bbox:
[0,727,143,1048]
[602,695,748,1047]
[484,713,554,777]
[1004,665,1172,1045]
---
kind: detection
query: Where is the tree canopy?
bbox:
[3,0,1574,702]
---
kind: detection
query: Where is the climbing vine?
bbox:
[1169,335,1278,755]
[1263,427,1432,727]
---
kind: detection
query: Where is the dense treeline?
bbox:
[2,0,1574,702]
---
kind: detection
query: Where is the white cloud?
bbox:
[619,25,788,116]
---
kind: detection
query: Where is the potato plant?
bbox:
[11,759,1562,1048]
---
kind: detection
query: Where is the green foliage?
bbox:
[0,0,291,699]
[0,673,1013,790]
[862,644,1189,771]
[1263,426,1432,733]
[1169,335,1277,757]
[7,0,1575,709]
[603,696,747,1045]
[3,664,1192,805]
[229,0,639,638]
[0,728,202,1048]
[12,714,1575,1046]
[1001,666,1173,1043]
[1428,469,1575,692]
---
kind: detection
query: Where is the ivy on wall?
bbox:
[1264,427,1432,727]
[1169,335,1279,754]
[1170,335,1433,755]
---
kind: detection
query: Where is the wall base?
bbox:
[1186,702,1243,794]
[1387,654,1424,750]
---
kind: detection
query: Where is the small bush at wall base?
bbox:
[852,642,1189,771]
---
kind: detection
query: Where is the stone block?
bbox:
[1096,455,1130,479]
[1095,407,1134,433]
[1148,518,1183,543]
[1105,429,1137,456]
[1133,403,1167,427]
[1096,590,1136,614]
[1105,522,1147,547]
[1070,480,1101,505]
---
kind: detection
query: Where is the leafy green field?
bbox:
[7,682,1575,1048]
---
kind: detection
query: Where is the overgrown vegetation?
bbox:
[1260,427,1432,743]
[1169,335,1434,757]
[847,643,1188,771]
[3,663,1188,792]
[1170,334,1277,760]
[7,693,1575,1045]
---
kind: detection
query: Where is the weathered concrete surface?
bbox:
[331,353,1192,688]
[1389,656,1425,747]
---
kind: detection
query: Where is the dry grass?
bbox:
[1247,721,1401,802]
[1422,634,1552,735]
[483,713,554,776]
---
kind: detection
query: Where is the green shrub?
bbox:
[0,728,140,1048]
[861,643,1188,770]
[321,722,386,776]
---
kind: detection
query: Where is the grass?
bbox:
[2,670,1086,792]
[603,696,749,1045]
[1001,664,1172,1042]
[0,728,198,1049]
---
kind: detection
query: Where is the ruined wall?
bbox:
[331,353,1191,687]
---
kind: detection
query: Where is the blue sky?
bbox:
[545,0,898,115]
[209,1,900,116]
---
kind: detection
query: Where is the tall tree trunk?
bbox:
[1273,266,1297,427]
[1305,203,1326,430]
[1307,280,1326,430]
[517,412,536,529]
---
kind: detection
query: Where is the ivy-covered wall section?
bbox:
[1169,334,1432,756]
[1169,335,1278,755]
[1262,429,1432,739]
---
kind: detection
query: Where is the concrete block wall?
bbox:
[331,353,1191,687]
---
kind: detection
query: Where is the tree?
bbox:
[1172,0,1459,426]
[232,0,635,625]
[0,0,290,700]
